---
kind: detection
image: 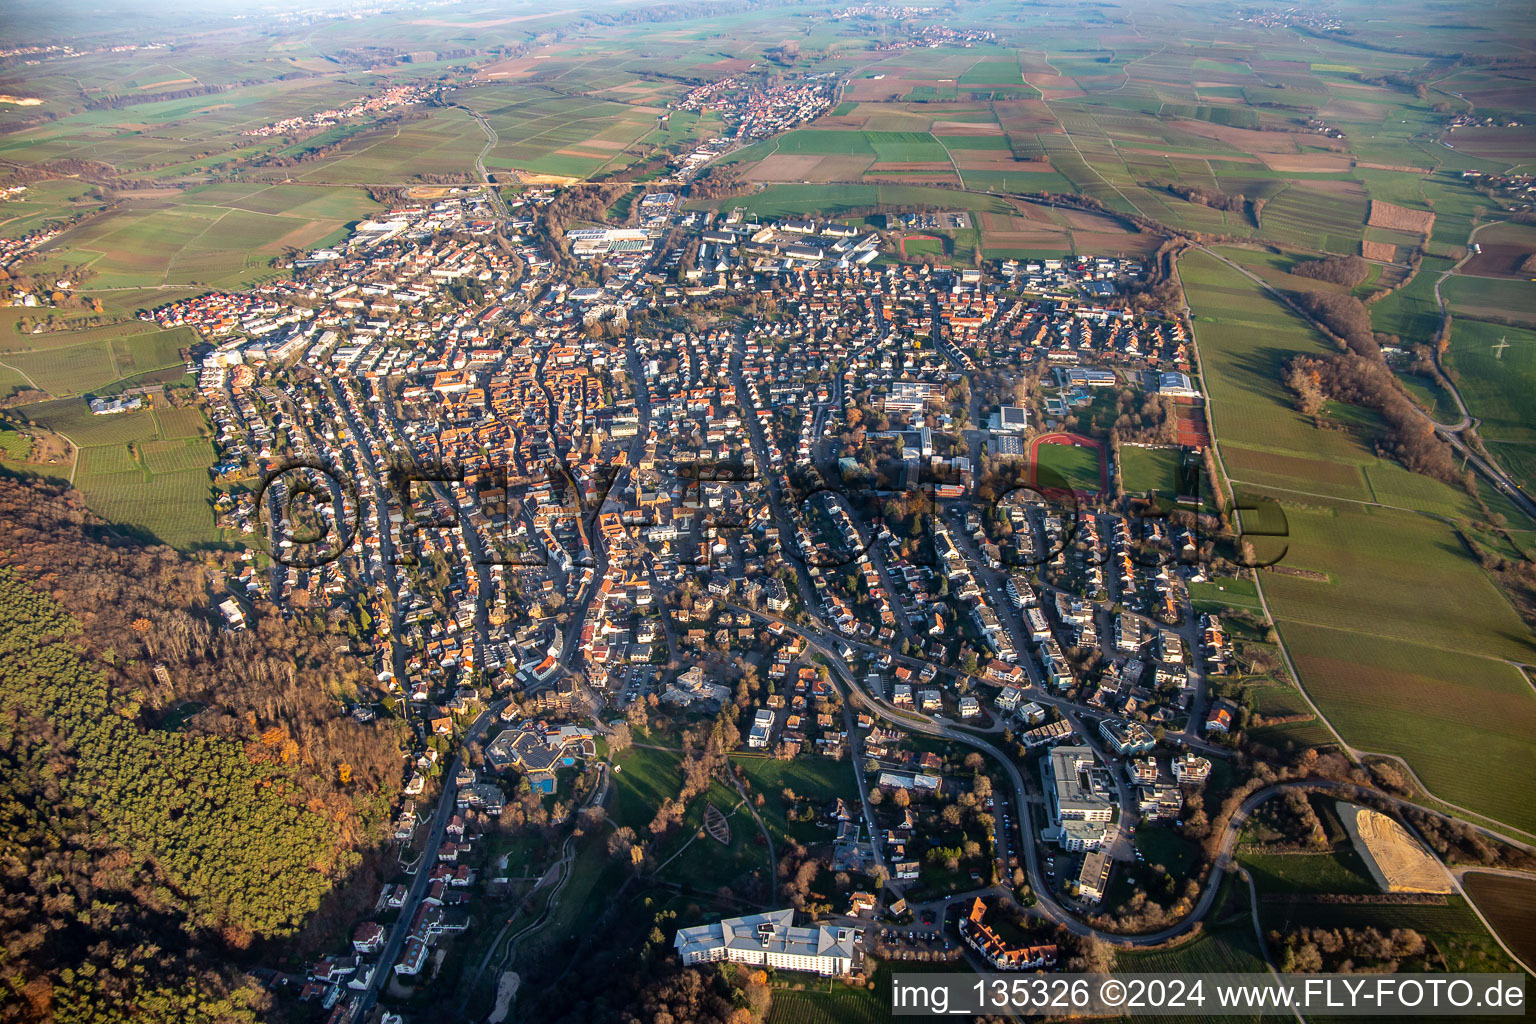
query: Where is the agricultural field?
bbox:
[1441,275,1536,328]
[1242,681,1339,753]
[1187,577,1262,614]
[1240,798,1518,973]
[1461,872,1536,972]
[27,184,379,290]
[1278,619,1536,835]
[1371,256,1453,343]
[1443,319,1536,491]
[1180,252,1378,463]
[22,396,220,549]
[0,302,215,548]
[693,183,1015,222]
[0,319,196,398]
[766,986,884,1024]
[1183,249,1536,836]
[0,178,110,241]
[463,81,684,181]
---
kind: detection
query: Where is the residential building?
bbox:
[1041,746,1114,851]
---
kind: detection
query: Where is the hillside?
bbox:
[0,476,404,1023]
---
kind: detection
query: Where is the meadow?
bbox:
[1443,319,1536,490]
[1239,846,1380,898]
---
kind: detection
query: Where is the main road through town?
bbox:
[721,601,1535,950]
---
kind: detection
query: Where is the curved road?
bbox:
[456,103,512,217]
[352,700,508,1024]
[725,602,1535,951]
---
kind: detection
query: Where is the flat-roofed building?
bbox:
[1159,371,1199,398]
[1078,850,1112,903]
[988,404,1030,432]
[1041,745,1114,851]
[674,909,857,976]
[1172,751,1212,784]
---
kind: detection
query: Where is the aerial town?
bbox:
[136,159,1255,1018]
[7,4,1531,1022]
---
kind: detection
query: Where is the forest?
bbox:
[0,476,405,1023]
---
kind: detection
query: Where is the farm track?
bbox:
[1179,243,1536,846]
[1193,242,1536,524]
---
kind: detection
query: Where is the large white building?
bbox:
[674,909,858,976]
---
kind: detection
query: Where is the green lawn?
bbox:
[1371,256,1452,343]
[732,754,861,845]
[611,745,683,833]
[1118,445,1183,494]
[1033,438,1104,492]
[1187,577,1262,613]
[1240,847,1379,897]
[1444,319,1536,489]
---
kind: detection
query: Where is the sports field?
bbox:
[1118,445,1183,494]
[1030,433,1106,494]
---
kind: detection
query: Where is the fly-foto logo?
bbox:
[254,446,1287,573]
